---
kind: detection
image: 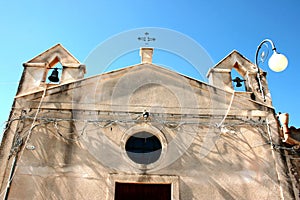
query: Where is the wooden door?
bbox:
[115,182,171,200]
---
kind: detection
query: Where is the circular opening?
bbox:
[125,131,162,165]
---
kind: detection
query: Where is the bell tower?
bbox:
[207,50,272,106]
[17,44,86,96]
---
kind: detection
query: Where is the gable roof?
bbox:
[26,44,80,65]
[207,50,261,77]
[17,49,258,99]
[16,47,275,113]
[85,62,209,87]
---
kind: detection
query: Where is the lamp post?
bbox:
[255,39,288,101]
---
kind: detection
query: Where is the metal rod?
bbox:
[254,39,276,102]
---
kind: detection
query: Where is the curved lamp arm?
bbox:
[255,39,275,70]
[254,39,288,102]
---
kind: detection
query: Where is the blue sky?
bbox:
[1,0,300,140]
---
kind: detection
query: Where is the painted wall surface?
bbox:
[0,47,296,199]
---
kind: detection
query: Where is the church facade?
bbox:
[0,44,298,199]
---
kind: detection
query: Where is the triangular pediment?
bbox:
[96,62,205,85]
[26,44,80,66]
[70,63,209,113]
[207,50,259,78]
[16,61,267,119]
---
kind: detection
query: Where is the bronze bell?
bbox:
[48,68,60,83]
[232,77,245,87]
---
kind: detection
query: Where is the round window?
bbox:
[125,132,162,165]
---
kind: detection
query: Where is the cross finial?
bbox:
[137,32,156,46]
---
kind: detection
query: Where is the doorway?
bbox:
[115,182,171,200]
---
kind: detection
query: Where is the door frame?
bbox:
[108,174,179,200]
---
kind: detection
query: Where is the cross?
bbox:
[137,32,156,46]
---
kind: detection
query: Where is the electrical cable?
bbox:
[0,85,47,200]
[3,90,297,199]
[216,91,235,128]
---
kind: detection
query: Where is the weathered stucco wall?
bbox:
[0,111,292,199]
[0,46,296,199]
[0,62,295,199]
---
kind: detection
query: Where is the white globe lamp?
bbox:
[268,51,288,72]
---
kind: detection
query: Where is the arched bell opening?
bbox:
[231,68,246,92]
[45,57,63,84]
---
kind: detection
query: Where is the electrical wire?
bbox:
[2,95,299,199]
[0,86,47,200]
[216,91,235,128]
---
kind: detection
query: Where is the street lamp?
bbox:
[255,39,288,101]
